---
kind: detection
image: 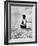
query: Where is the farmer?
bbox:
[20,14,27,29]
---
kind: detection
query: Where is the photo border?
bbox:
[4,1,37,45]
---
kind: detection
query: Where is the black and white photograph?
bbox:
[4,1,37,45]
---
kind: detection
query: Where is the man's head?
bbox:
[22,14,26,19]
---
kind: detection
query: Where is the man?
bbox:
[20,14,27,29]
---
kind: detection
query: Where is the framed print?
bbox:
[4,1,37,45]
[37,2,38,43]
